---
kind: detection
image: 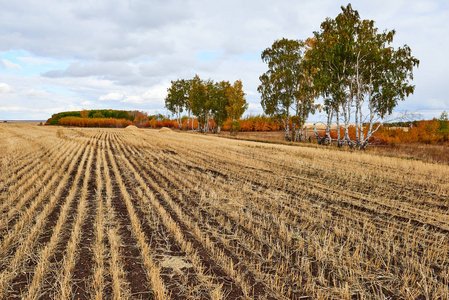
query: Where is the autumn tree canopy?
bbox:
[165,75,248,133]
[165,79,190,130]
[225,80,248,134]
[258,38,317,141]
[258,4,418,148]
[307,4,419,149]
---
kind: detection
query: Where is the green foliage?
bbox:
[438,111,449,140]
[165,79,190,129]
[305,3,419,148]
[87,110,134,121]
[46,111,82,125]
[165,73,248,133]
[226,80,248,122]
[231,120,241,134]
[258,38,304,118]
[153,113,166,121]
[209,80,230,129]
[190,75,210,130]
[46,109,136,125]
[258,38,318,141]
[92,111,105,118]
[315,4,419,115]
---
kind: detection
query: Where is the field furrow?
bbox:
[104,134,164,299]
[1,125,448,299]
[0,134,94,298]
[0,138,74,235]
[125,131,449,298]
[111,132,244,300]
[101,135,132,300]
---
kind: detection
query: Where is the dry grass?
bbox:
[368,142,449,165]
[125,125,139,131]
[0,123,448,299]
[159,127,173,133]
[217,129,449,165]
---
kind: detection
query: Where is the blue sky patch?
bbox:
[0,50,70,76]
[195,50,224,62]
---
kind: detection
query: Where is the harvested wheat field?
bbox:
[0,123,448,299]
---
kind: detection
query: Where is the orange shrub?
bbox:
[58,117,133,128]
[230,115,281,132]
[374,119,449,145]
[163,119,174,128]
[179,118,199,130]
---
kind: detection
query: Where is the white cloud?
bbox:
[23,88,50,97]
[0,0,448,119]
[17,56,52,66]
[0,82,14,93]
[99,92,124,101]
[42,61,136,79]
[0,106,22,111]
[142,84,169,100]
[81,100,94,106]
[122,95,144,104]
[0,59,21,69]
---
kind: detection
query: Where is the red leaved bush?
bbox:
[140,118,178,129]
[58,117,133,128]
[374,119,449,145]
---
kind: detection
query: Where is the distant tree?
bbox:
[92,111,105,118]
[439,111,449,141]
[308,4,419,149]
[190,75,211,132]
[154,113,165,121]
[119,110,135,121]
[226,80,248,135]
[209,80,230,133]
[165,79,190,130]
[134,111,149,124]
[293,39,321,142]
[165,75,247,134]
[80,109,89,119]
[258,38,313,141]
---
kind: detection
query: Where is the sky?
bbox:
[0,0,448,121]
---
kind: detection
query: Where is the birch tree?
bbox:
[358,35,419,149]
[165,79,190,130]
[225,80,248,135]
[294,40,321,142]
[258,38,318,141]
[306,8,357,146]
[307,4,419,149]
[190,75,210,132]
[209,81,230,133]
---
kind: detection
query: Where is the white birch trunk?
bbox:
[313,123,320,143]
[336,109,341,147]
[325,109,333,145]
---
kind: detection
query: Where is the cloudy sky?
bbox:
[0,0,447,121]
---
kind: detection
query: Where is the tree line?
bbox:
[165,4,418,149]
[165,75,248,133]
[46,109,149,126]
[258,4,419,149]
[376,112,449,144]
[48,4,419,150]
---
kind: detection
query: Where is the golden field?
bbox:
[0,122,448,299]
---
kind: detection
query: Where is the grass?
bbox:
[0,123,448,299]
[217,129,449,165]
